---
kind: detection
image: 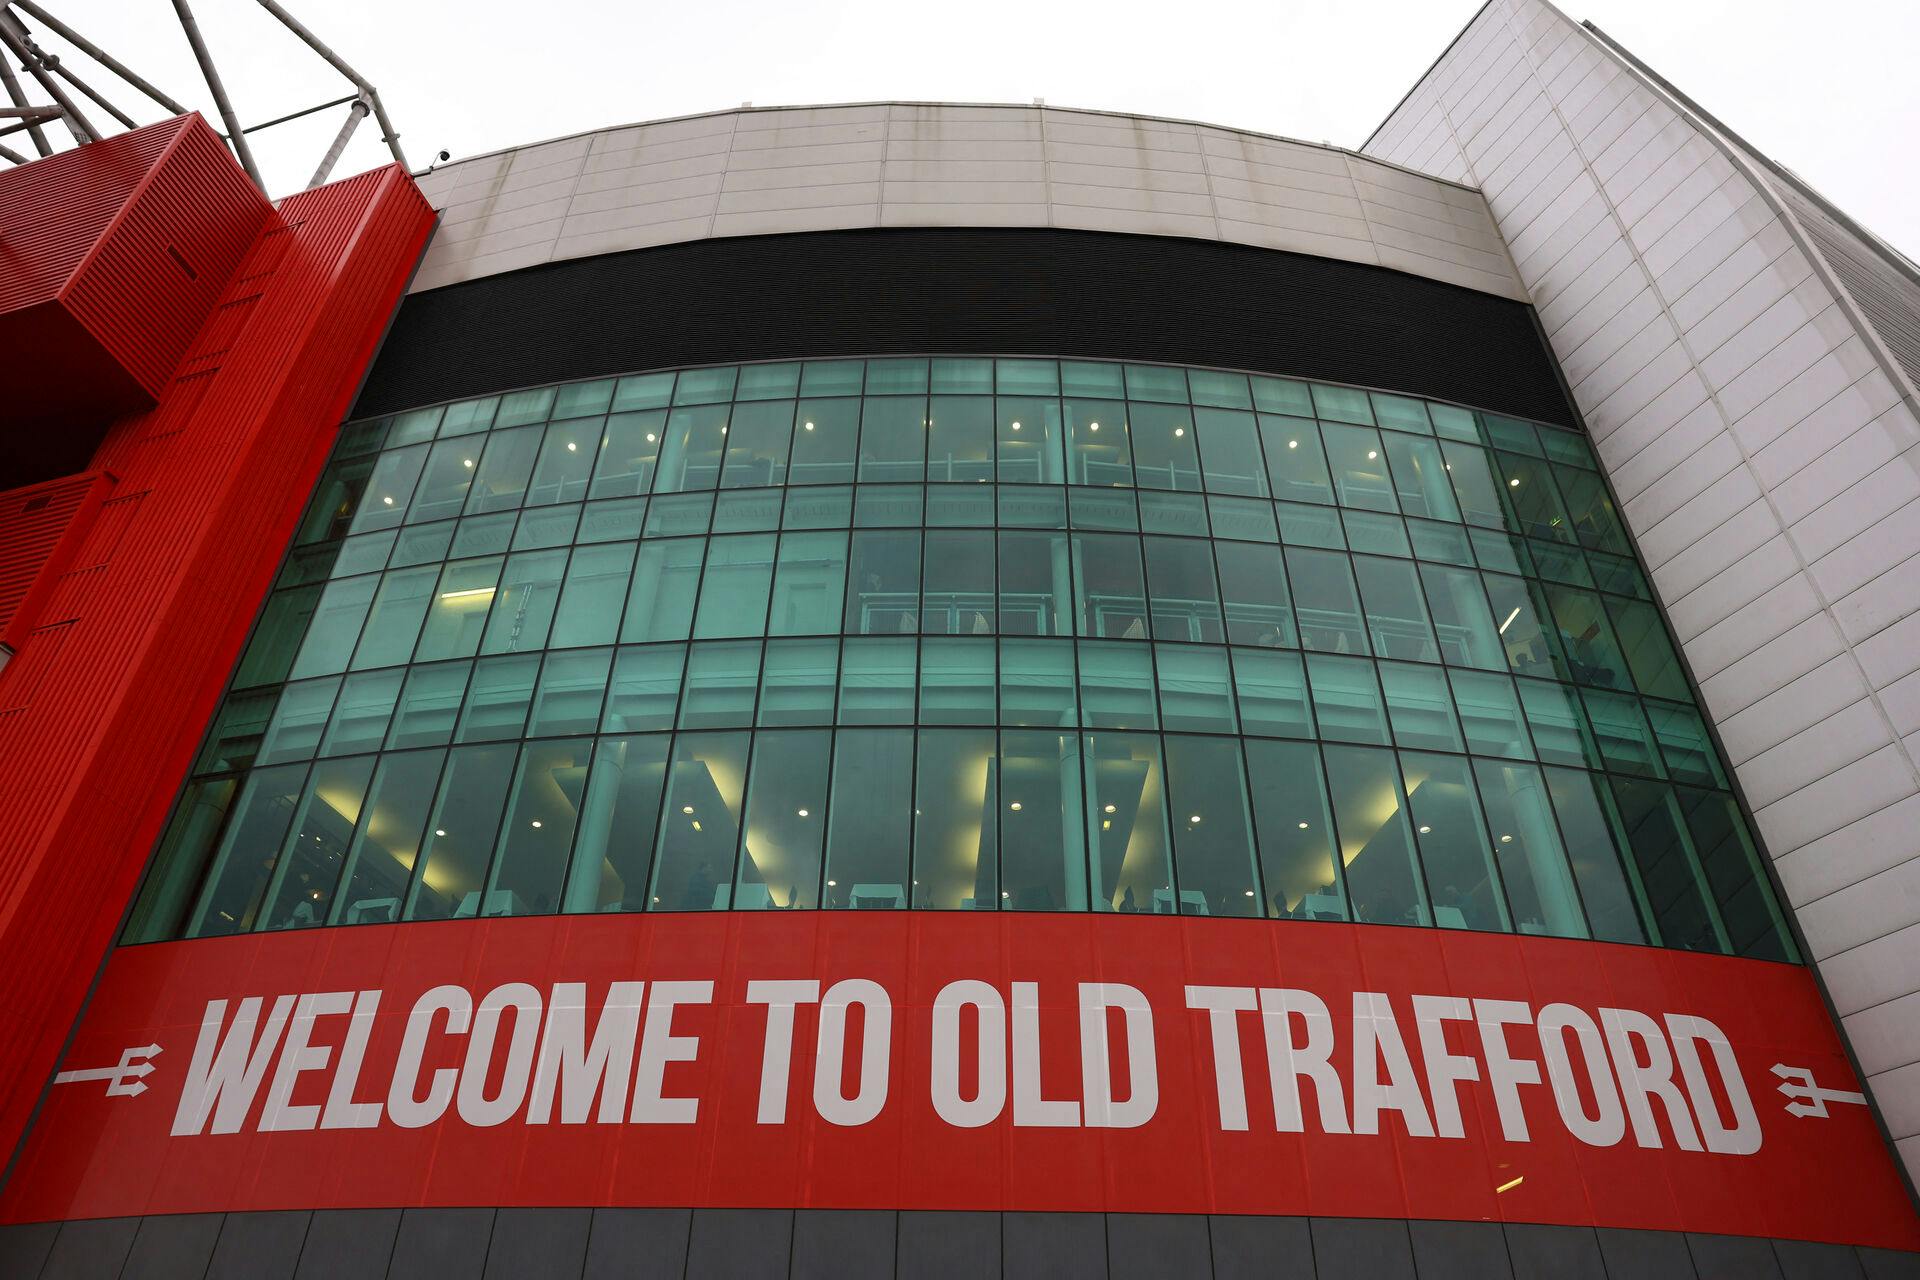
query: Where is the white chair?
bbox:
[1434,905,1468,929]
[344,897,399,925]
[850,883,906,909]
[1300,892,1343,920]
[1150,888,1211,915]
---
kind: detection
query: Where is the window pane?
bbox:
[721,399,794,488]
[551,542,638,648]
[791,398,858,485]
[1497,453,1574,543]
[859,396,928,483]
[997,397,1065,484]
[604,644,684,732]
[1324,744,1427,927]
[1157,644,1236,733]
[288,575,377,679]
[655,405,728,493]
[346,445,427,534]
[1647,702,1724,787]
[350,566,439,670]
[528,648,612,736]
[527,416,604,507]
[735,729,831,910]
[1447,669,1532,760]
[1515,677,1602,768]
[1000,637,1076,727]
[415,557,503,662]
[488,739,594,917]
[320,669,404,757]
[1306,653,1389,745]
[1439,441,1508,528]
[1474,759,1587,939]
[1342,510,1410,559]
[1419,564,1503,670]
[926,396,993,483]
[1556,467,1632,555]
[692,533,775,639]
[999,730,1087,911]
[1604,597,1691,702]
[1352,556,1439,663]
[1259,416,1334,505]
[1400,753,1506,932]
[758,637,838,726]
[1677,788,1793,962]
[1195,408,1267,496]
[1143,536,1222,642]
[198,690,275,773]
[404,743,518,920]
[1130,403,1200,491]
[1311,384,1374,425]
[1077,640,1157,730]
[1320,422,1397,512]
[1378,661,1464,752]
[622,539,705,643]
[1285,547,1368,655]
[456,653,539,743]
[330,748,443,925]
[838,636,916,724]
[1483,573,1566,680]
[258,757,374,931]
[1164,736,1260,917]
[998,530,1069,636]
[483,549,569,653]
[464,425,542,513]
[913,729,998,909]
[1582,688,1665,776]
[257,678,340,766]
[1214,541,1293,647]
[1072,532,1148,640]
[1066,398,1131,486]
[824,729,913,909]
[846,529,921,635]
[1609,776,1725,953]
[1246,739,1344,920]
[591,411,665,498]
[566,733,670,913]
[680,640,761,728]
[1545,587,1633,689]
[1543,766,1648,946]
[1382,434,1460,522]
[649,732,750,910]
[1231,648,1311,738]
[407,438,478,524]
[385,661,470,750]
[920,636,996,724]
[922,530,994,635]
[1083,732,1172,914]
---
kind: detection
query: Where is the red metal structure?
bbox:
[0,113,433,1170]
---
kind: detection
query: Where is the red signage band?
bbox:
[7,913,1915,1250]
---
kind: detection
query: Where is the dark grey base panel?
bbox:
[3,1209,1915,1279]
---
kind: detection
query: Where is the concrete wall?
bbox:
[406,103,1526,301]
[1365,0,1920,1177]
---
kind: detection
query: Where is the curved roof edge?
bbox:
[408,101,1527,302]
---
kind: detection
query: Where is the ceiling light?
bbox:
[1001,891,1010,898]
[1102,820,1111,830]
[435,829,447,837]
[1498,607,1522,634]
[566,442,577,451]
[827,879,837,887]
[1509,477,1521,487]
[1418,825,1431,834]
[1367,450,1378,460]
[381,496,394,505]
[1499,834,1513,843]
[646,433,657,443]
[1174,427,1185,438]
[682,806,694,814]
[796,808,809,817]
[804,421,815,431]
[1011,421,1022,431]
[691,820,702,831]
[1189,815,1202,824]
[1089,422,1100,432]
[1009,801,1022,811]
[1103,804,1116,813]
[439,586,495,602]
[1297,821,1309,829]
[1287,440,1298,449]
[531,820,542,828]
[1244,889,1255,897]
[463,458,474,468]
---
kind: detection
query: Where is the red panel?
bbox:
[0,154,434,1173]
[4,914,1915,1249]
[0,472,113,652]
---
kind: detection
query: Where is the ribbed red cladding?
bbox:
[0,141,434,1167]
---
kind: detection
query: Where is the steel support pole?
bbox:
[169,0,261,188]
[307,95,367,188]
[9,0,189,116]
[253,0,407,169]
[0,11,93,144]
[44,55,136,129]
[0,139,25,163]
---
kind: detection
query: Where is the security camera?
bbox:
[437,150,451,162]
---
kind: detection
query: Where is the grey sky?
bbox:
[35,0,1920,259]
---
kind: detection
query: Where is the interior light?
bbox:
[1002,891,1010,899]
[1089,422,1100,432]
[1103,804,1117,814]
[1418,825,1432,834]
[1174,427,1185,438]
[381,496,394,505]
[682,806,694,814]
[1499,834,1514,844]
[804,421,815,431]
[463,458,474,468]
[796,808,809,818]
[1009,801,1023,811]
[435,829,447,837]
[439,586,496,602]
[531,820,543,828]
[1189,815,1202,824]
[1444,462,1452,470]
[1287,440,1298,449]
[1244,889,1255,897]
[691,820,702,831]
[827,879,837,887]
[1367,450,1378,460]
[646,433,657,443]
[1498,607,1522,634]
[1011,421,1022,431]
[1496,1175,1525,1194]
[1509,477,1521,487]
[1297,821,1310,829]
[720,426,727,434]
[1102,820,1111,830]
[566,441,577,451]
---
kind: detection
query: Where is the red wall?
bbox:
[0,145,434,1170]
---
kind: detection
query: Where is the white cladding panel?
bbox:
[407,104,1526,301]
[1367,0,1920,1176]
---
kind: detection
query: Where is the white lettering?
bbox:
[527,982,644,1125]
[630,980,711,1124]
[1258,988,1349,1134]
[1536,1003,1623,1147]
[457,983,542,1127]
[1474,999,1541,1142]
[814,979,890,1126]
[1079,983,1156,1129]
[320,990,383,1130]
[260,991,354,1132]
[1411,995,1477,1140]
[172,995,296,1137]
[1185,986,1256,1131]
[931,979,1005,1128]
[1602,1007,1702,1151]
[746,980,819,1124]
[388,986,469,1129]
[1667,1014,1759,1155]
[1351,992,1433,1137]
[1012,981,1079,1127]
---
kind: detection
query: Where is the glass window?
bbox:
[604,644,684,732]
[349,567,439,670]
[1259,416,1334,506]
[735,729,831,910]
[649,732,750,910]
[1083,732,1173,914]
[1129,403,1200,491]
[1209,496,1279,544]
[1447,668,1532,760]
[913,729,998,909]
[1378,661,1464,753]
[515,504,583,550]
[932,358,993,395]
[1543,767,1648,946]
[837,636,916,724]
[1306,653,1389,746]
[553,379,614,421]
[1381,434,1459,522]
[1482,573,1566,680]
[922,530,994,636]
[1232,647,1311,739]
[757,638,838,726]
[528,648,612,736]
[1143,536,1222,643]
[415,557,504,662]
[1497,453,1574,543]
[920,636,996,725]
[1605,597,1692,702]
[997,397,1066,485]
[1164,736,1260,917]
[1556,467,1632,555]
[712,484,783,534]
[1342,510,1411,559]
[1677,788,1792,961]
[320,669,405,757]
[527,417,604,507]
[330,748,443,925]
[551,541,638,648]
[1214,541,1293,648]
[198,691,275,773]
[384,661,470,750]
[483,549,569,654]
[721,399,794,488]
[1582,687,1665,776]
[1157,644,1236,733]
[998,530,1069,636]
[256,757,374,931]
[299,455,376,545]
[999,730,1087,911]
[1246,740,1343,920]
[791,398,859,485]
[1323,744,1427,927]
[1076,640,1157,730]
[403,742,518,920]
[623,539,705,643]
[1371,393,1432,435]
[1066,398,1130,487]
[680,640,761,728]
[1311,383,1374,425]
[1545,587,1633,689]
[407,438,479,524]
[346,445,428,535]
[288,576,378,680]
[487,739,593,917]
[1285,547,1368,655]
[1515,677,1601,768]
[655,405,728,493]
[1439,441,1508,529]
[999,637,1076,727]
[256,678,340,766]
[614,373,673,412]
[845,529,921,635]
[1473,759,1587,939]
[1062,361,1125,399]
[1352,556,1439,663]
[864,359,927,396]
[495,387,555,426]
[1418,564,1502,670]
[1194,408,1267,496]
[1275,501,1345,549]
[692,533,775,639]
[1072,532,1148,640]
[1400,753,1506,932]
[1320,422,1397,513]
[859,396,928,483]
[1252,376,1314,417]
[565,733,669,913]
[457,653,539,743]
[1188,368,1251,409]
[1647,702,1724,787]
[592,411,665,498]
[926,396,993,483]
[824,729,913,909]
[463,425,542,514]
[1608,776,1725,953]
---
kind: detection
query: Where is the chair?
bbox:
[726,883,774,909]
[1434,905,1468,929]
[344,897,399,925]
[1300,892,1343,921]
[452,889,515,918]
[1151,888,1210,915]
[850,883,906,909]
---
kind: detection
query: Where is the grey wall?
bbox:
[1364,0,1920,1179]
[2,1209,1912,1280]
[405,103,1527,302]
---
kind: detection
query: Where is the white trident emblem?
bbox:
[52,1044,162,1098]
[1771,1063,1868,1118]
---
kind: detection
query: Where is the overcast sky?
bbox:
[25,0,1920,259]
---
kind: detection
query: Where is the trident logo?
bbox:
[52,1044,162,1098]
[1771,1063,1868,1118]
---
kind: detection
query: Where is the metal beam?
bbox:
[243,91,355,135]
[8,0,190,117]
[0,16,48,155]
[0,139,26,163]
[306,95,367,188]
[0,10,93,144]
[253,0,407,169]
[168,0,261,188]
[44,52,136,130]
